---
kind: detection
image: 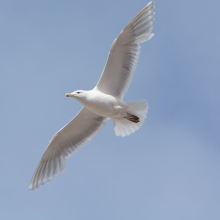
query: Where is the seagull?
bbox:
[29,1,155,190]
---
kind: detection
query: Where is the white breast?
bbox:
[81,90,126,118]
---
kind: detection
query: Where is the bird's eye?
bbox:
[77,92,80,94]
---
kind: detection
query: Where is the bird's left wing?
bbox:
[95,1,155,99]
[29,107,108,190]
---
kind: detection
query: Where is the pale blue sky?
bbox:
[1,0,220,219]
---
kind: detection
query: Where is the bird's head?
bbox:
[65,90,87,101]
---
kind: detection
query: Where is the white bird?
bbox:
[29,1,155,190]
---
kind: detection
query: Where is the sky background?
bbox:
[1,0,220,219]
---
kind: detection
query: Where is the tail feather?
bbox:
[113,99,148,137]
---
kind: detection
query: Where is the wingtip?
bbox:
[28,184,35,191]
[29,183,37,191]
[148,1,155,6]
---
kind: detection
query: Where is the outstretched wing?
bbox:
[29,108,107,190]
[95,1,155,99]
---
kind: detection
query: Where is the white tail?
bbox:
[113,100,148,137]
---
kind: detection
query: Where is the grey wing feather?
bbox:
[95,1,155,99]
[29,108,107,190]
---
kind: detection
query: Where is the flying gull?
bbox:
[29,1,155,190]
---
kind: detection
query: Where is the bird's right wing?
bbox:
[95,1,155,99]
[29,107,108,190]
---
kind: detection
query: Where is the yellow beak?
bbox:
[65,93,74,97]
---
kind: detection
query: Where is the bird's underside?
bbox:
[29,1,155,190]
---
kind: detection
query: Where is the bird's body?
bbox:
[72,89,127,118]
[29,1,155,190]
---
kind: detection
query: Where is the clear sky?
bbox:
[1,0,220,219]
